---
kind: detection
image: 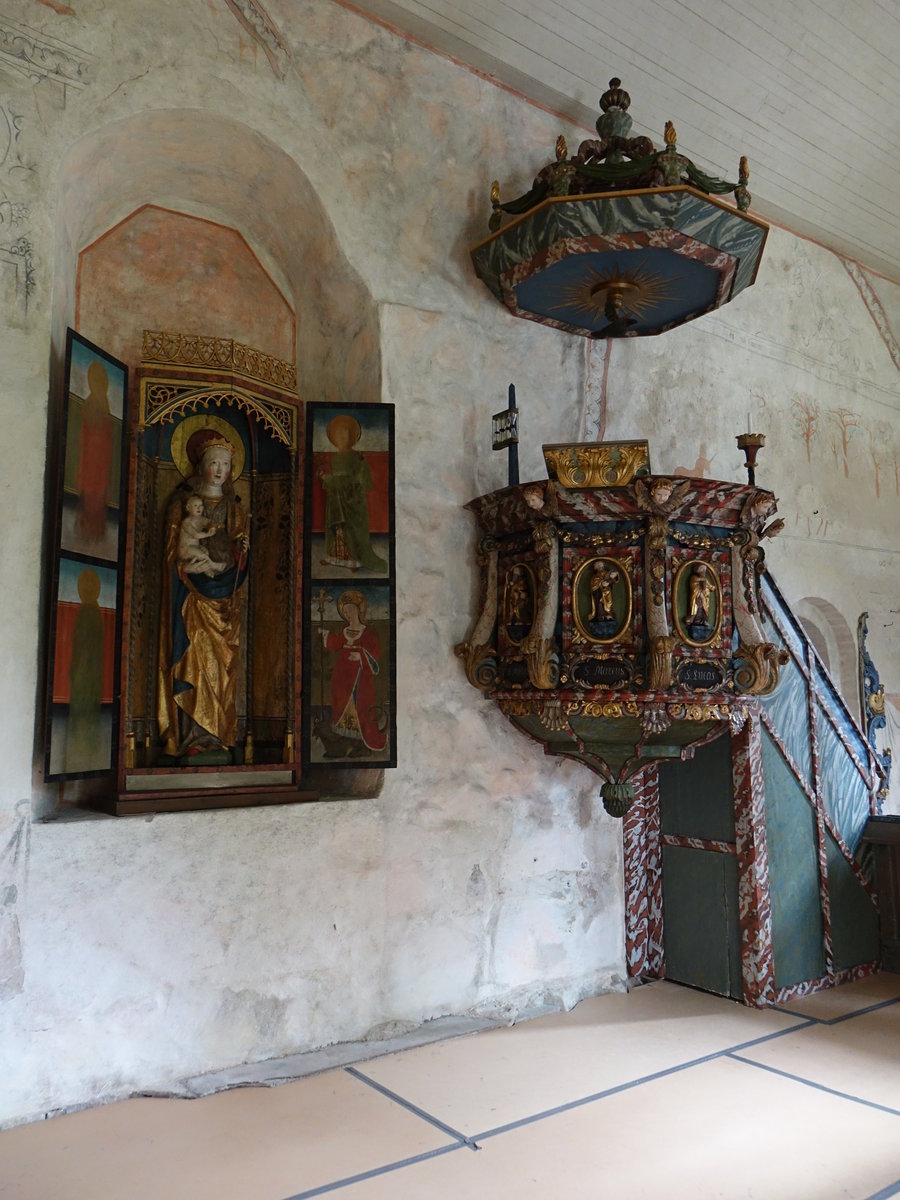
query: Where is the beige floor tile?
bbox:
[359,980,805,1136]
[0,1069,451,1200]
[338,1055,900,1200]
[737,1002,900,1113]
[777,971,900,1021]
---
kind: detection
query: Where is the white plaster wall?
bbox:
[0,0,896,1126]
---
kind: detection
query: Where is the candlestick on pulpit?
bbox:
[736,425,765,486]
[492,384,520,487]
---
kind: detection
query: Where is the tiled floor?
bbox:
[3,974,899,1199]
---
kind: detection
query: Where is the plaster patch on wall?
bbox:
[0,801,30,999]
[217,988,290,1054]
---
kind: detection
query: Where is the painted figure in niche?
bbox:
[589,560,619,622]
[75,359,115,545]
[687,563,714,626]
[505,565,531,626]
[65,568,104,773]
[158,424,250,758]
[318,589,387,755]
[319,414,387,573]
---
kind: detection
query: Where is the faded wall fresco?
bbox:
[76,205,296,368]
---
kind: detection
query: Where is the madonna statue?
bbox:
[158,424,250,758]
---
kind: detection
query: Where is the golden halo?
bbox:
[76,568,102,604]
[326,413,361,448]
[170,414,245,481]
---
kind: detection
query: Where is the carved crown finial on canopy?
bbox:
[599,77,631,113]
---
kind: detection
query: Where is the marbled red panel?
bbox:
[773,960,881,1006]
[731,710,775,1006]
[807,682,835,980]
[623,765,663,980]
[660,834,735,854]
[467,478,774,534]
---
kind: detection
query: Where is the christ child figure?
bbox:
[177,494,229,577]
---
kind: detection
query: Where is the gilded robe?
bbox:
[158,485,249,755]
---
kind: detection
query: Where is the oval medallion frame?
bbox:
[673,559,723,646]
[572,556,632,644]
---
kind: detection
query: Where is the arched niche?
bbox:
[42,109,385,810]
[51,108,380,403]
[795,595,858,709]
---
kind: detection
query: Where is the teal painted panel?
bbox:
[760,654,812,787]
[761,577,807,663]
[661,845,742,999]
[658,733,735,842]
[762,730,826,987]
[816,702,871,853]
[812,660,868,764]
[826,831,881,971]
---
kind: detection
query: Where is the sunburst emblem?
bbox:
[544,262,678,327]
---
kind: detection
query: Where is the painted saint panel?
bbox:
[47,558,119,777]
[307,404,392,580]
[303,403,396,768]
[60,333,126,562]
[45,331,128,780]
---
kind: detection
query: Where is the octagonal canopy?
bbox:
[472,187,768,338]
[471,77,769,338]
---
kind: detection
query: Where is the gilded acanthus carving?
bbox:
[142,331,297,391]
[523,521,559,689]
[523,635,560,689]
[543,441,650,488]
[733,641,789,696]
[455,538,499,691]
[454,641,499,691]
[648,634,678,690]
[142,382,296,448]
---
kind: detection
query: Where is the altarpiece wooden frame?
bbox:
[44,329,129,780]
[114,331,312,813]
